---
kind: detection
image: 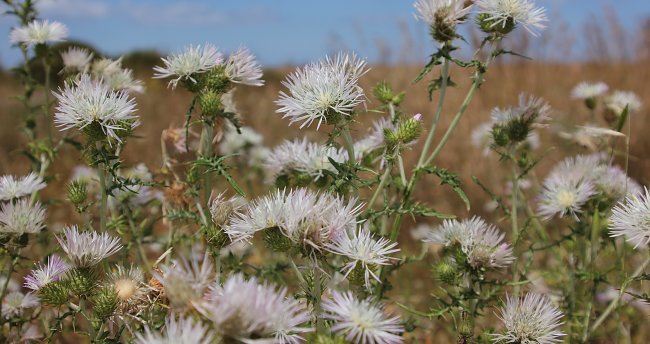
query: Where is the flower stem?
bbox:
[0,254,19,323]
[511,163,521,298]
[417,56,449,168]
[97,158,108,232]
[200,120,214,205]
[368,165,392,209]
[341,126,356,163]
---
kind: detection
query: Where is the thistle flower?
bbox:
[104,68,145,94]
[53,74,138,142]
[476,0,548,35]
[107,265,146,308]
[493,293,565,344]
[276,52,368,129]
[225,188,362,250]
[195,274,312,342]
[326,227,399,288]
[610,188,650,248]
[354,117,396,156]
[153,44,223,89]
[571,81,608,100]
[1,292,39,319]
[0,199,46,235]
[414,0,473,41]
[56,226,122,267]
[322,291,404,344]
[471,120,540,155]
[156,252,213,309]
[61,47,94,73]
[265,138,347,182]
[136,314,216,344]
[92,57,123,79]
[9,20,68,46]
[605,90,642,115]
[0,173,46,201]
[490,94,550,147]
[423,217,514,269]
[224,47,264,86]
[537,174,596,220]
[209,192,247,227]
[24,255,70,291]
[219,125,268,166]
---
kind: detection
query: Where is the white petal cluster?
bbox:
[326,227,400,288]
[276,52,368,129]
[218,125,269,167]
[605,90,642,114]
[107,265,146,306]
[491,94,551,127]
[24,255,70,291]
[493,293,565,344]
[414,0,472,26]
[323,291,404,344]
[56,226,122,267]
[423,217,514,269]
[264,138,347,182]
[156,252,213,309]
[471,120,540,155]
[61,47,94,73]
[0,199,46,235]
[136,314,215,344]
[9,20,68,46]
[2,291,39,319]
[476,0,548,35]
[224,47,264,86]
[354,117,405,157]
[195,274,312,342]
[537,174,596,220]
[225,188,362,250]
[610,188,650,249]
[53,74,138,142]
[153,44,223,89]
[571,81,608,99]
[0,173,46,201]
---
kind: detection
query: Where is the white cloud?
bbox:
[38,0,111,18]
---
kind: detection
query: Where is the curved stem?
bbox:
[368,165,392,209]
[416,56,450,168]
[341,126,356,163]
[511,163,521,298]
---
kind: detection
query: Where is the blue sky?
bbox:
[1,0,649,67]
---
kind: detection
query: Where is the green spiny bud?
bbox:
[397,114,423,143]
[201,66,230,93]
[64,268,97,296]
[91,286,119,323]
[263,227,294,252]
[491,125,509,147]
[203,224,229,249]
[374,81,394,104]
[199,89,223,116]
[324,109,343,126]
[384,128,399,147]
[81,121,107,142]
[476,13,515,35]
[585,97,597,110]
[347,264,367,287]
[295,173,313,187]
[275,174,290,189]
[38,280,70,305]
[506,119,530,143]
[67,180,88,205]
[435,261,457,284]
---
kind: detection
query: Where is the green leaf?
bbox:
[421,166,470,211]
[193,155,246,197]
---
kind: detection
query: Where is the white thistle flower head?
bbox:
[136,314,215,344]
[9,20,68,46]
[56,226,122,268]
[326,227,400,289]
[153,44,223,89]
[571,81,608,100]
[24,255,70,291]
[605,90,642,115]
[423,217,514,269]
[0,172,46,201]
[92,58,123,79]
[209,191,247,227]
[414,0,473,41]
[104,68,145,94]
[354,117,399,157]
[264,138,347,183]
[493,293,565,344]
[537,174,596,220]
[156,252,213,309]
[219,126,264,155]
[0,199,46,236]
[1,291,39,319]
[195,274,312,342]
[61,47,94,73]
[476,0,548,36]
[322,290,404,344]
[276,52,368,129]
[107,265,145,306]
[610,188,650,249]
[224,47,264,86]
[53,74,138,143]
[490,94,550,147]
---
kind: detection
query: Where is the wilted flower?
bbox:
[195,274,312,342]
[56,226,122,267]
[610,188,650,249]
[2,292,39,319]
[153,44,223,89]
[326,227,399,288]
[61,47,94,73]
[0,173,46,201]
[414,0,473,41]
[276,52,368,129]
[605,90,642,115]
[423,217,514,269]
[493,293,565,344]
[225,188,362,250]
[9,20,68,46]
[571,81,608,100]
[476,0,548,35]
[224,47,264,86]
[322,290,404,344]
[265,138,347,182]
[24,255,70,291]
[0,199,46,236]
[156,252,213,309]
[558,125,624,151]
[537,174,596,220]
[136,314,215,344]
[107,265,146,308]
[209,191,247,227]
[53,74,138,142]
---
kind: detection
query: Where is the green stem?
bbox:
[341,126,356,163]
[511,163,521,298]
[43,56,52,143]
[416,55,450,168]
[200,120,214,205]
[312,259,324,332]
[0,254,19,324]
[97,160,108,232]
[368,165,392,209]
[397,155,407,187]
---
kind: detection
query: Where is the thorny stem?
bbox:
[417,54,450,169]
[200,120,214,206]
[341,126,356,163]
[43,56,53,143]
[368,165,392,209]
[511,163,521,298]
[580,209,600,342]
[312,259,324,332]
[97,144,109,232]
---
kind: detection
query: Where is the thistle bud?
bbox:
[383,128,399,147]
[476,13,515,35]
[397,114,423,143]
[64,268,97,296]
[91,286,119,323]
[435,261,458,284]
[275,174,290,189]
[203,224,229,249]
[295,173,313,187]
[67,180,88,205]
[199,89,223,116]
[585,97,597,111]
[263,227,293,252]
[373,81,403,105]
[81,120,107,142]
[346,264,367,287]
[201,66,230,93]
[38,280,69,305]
